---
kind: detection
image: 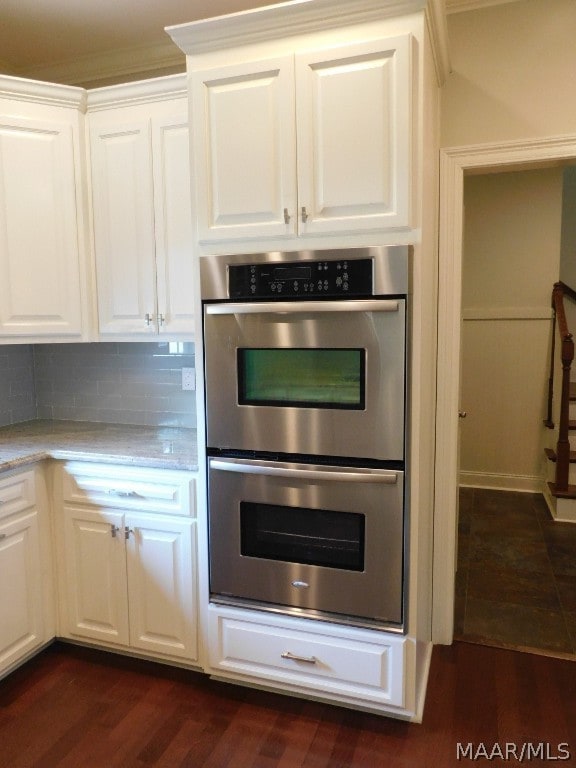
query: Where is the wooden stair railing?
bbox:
[546,281,576,494]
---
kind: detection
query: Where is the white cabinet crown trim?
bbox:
[87,74,188,112]
[0,75,86,110]
[166,0,449,84]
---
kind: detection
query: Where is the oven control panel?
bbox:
[228,258,373,298]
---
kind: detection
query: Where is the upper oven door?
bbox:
[203,298,406,462]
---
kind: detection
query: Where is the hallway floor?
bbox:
[455,487,576,657]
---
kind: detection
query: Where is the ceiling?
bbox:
[0,0,521,89]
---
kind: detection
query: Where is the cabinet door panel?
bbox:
[62,507,129,645]
[296,36,411,234]
[152,116,195,336]
[0,117,82,336]
[192,56,297,241]
[126,515,197,660]
[90,120,157,335]
[0,512,43,673]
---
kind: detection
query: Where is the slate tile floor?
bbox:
[454,488,576,657]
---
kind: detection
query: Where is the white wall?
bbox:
[560,167,576,291]
[442,0,576,147]
[459,167,562,489]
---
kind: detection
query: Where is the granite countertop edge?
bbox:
[0,421,199,473]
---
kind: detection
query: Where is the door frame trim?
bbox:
[432,133,576,644]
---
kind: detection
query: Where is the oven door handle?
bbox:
[205,300,399,315]
[209,458,399,484]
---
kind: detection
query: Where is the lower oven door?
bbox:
[208,457,404,627]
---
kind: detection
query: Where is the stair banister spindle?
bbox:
[557,333,574,492]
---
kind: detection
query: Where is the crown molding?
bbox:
[14,39,185,90]
[86,72,188,110]
[0,74,86,109]
[167,0,429,54]
[445,0,523,13]
[166,0,450,85]
[426,0,451,85]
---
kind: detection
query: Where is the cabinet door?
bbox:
[295,36,411,234]
[152,115,195,336]
[191,56,297,241]
[0,511,43,674]
[125,514,197,661]
[62,507,129,645]
[0,116,83,336]
[90,119,158,335]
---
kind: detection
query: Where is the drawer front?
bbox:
[61,463,195,517]
[209,610,406,708]
[0,470,35,520]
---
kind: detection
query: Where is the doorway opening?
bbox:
[453,167,576,655]
[433,135,576,649]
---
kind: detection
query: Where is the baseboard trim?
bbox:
[459,471,542,493]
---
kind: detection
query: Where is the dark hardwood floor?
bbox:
[1,641,576,767]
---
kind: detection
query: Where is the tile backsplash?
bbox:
[0,342,196,429]
[0,346,37,426]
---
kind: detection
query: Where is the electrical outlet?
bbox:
[182,367,196,391]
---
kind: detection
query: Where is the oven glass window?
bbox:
[237,348,365,409]
[240,502,365,571]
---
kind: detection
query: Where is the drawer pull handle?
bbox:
[281,651,317,665]
[124,526,134,540]
[110,524,120,538]
[106,489,137,498]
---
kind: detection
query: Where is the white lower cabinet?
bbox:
[207,606,407,712]
[0,468,52,678]
[57,463,198,664]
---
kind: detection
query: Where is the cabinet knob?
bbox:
[458,411,467,419]
[124,526,134,540]
[158,313,165,326]
[301,206,309,223]
[144,313,154,326]
[283,208,291,224]
[110,524,120,538]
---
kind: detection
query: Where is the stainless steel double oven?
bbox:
[201,246,409,630]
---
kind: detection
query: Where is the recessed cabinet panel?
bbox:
[0,117,83,335]
[152,117,195,335]
[0,512,43,672]
[126,515,197,659]
[90,121,157,335]
[63,507,130,645]
[192,57,297,241]
[296,36,411,233]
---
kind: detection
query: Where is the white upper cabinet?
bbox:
[88,75,195,338]
[191,35,411,243]
[90,117,157,336]
[192,56,297,242]
[295,37,411,235]
[0,79,89,340]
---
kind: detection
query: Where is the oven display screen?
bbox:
[240,502,365,571]
[237,348,365,409]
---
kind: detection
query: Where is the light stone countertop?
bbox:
[0,420,199,473]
